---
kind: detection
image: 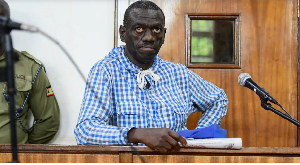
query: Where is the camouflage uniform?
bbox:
[0,50,60,144]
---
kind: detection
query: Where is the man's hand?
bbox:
[127,128,187,153]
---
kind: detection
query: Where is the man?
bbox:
[74,0,228,153]
[0,0,60,144]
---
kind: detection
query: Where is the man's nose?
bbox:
[142,29,155,42]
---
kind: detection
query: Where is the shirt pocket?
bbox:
[173,103,189,128]
[15,78,32,92]
[116,101,148,128]
[0,94,9,115]
[14,78,32,113]
[156,101,189,130]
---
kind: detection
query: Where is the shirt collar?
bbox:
[0,50,21,61]
[114,45,160,73]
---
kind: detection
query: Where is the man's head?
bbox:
[0,0,10,56]
[0,0,10,18]
[119,0,166,70]
[123,0,165,28]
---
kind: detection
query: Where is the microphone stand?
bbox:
[0,25,19,163]
[260,97,300,128]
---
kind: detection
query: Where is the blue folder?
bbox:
[178,124,227,139]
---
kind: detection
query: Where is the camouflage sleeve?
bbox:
[28,64,60,144]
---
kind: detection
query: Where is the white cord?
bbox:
[20,24,87,83]
[137,70,160,89]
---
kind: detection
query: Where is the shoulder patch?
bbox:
[46,86,54,97]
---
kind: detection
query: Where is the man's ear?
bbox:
[162,28,167,44]
[119,25,126,42]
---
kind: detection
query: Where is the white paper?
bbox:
[182,138,242,149]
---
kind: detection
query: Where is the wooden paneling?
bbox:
[1,145,300,163]
[119,152,133,163]
[298,0,300,148]
[124,0,298,147]
[133,155,300,163]
[0,153,118,163]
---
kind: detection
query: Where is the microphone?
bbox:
[0,16,39,32]
[238,73,278,104]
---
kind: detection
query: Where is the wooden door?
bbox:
[116,0,298,147]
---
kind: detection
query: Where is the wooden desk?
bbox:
[0,145,299,163]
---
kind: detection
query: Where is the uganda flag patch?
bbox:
[46,86,54,97]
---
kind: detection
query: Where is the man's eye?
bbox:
[136,27,144,33]
[153,28,161,34]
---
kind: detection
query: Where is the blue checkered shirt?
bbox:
[74,46,228,145]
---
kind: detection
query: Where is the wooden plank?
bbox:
[1,145,300,155]
[0,153,119,163]
[133,155,300,163]
[1,145,300,163]
[119,152,133,163]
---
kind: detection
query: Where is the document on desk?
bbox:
[183,138,242,149]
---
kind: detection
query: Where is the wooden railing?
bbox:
[0,145,300,163]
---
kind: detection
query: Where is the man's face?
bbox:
[120,8,166,67]
[0,4,10,54]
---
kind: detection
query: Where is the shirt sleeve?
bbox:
[28,65,60,144]
[187,70,228,128]
[74,63,132,145]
